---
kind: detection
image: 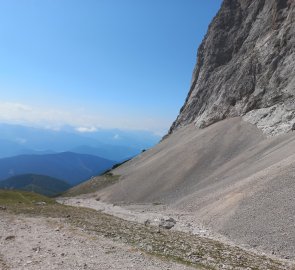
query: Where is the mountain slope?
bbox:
[99,117,295,258]
[0,152,116,185]
[0,174,71,196]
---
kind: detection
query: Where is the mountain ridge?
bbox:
[0,174,71,196]
[0,152,116,185]
[0,123,159,161]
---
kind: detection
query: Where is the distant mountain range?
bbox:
[0,123,160,161]
[0,123,159,191]
[70,145,135,162]
[0,152,116,185]
[0,138,56,157]
[0,174,71,196]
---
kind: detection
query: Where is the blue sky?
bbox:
[0,0,221,135]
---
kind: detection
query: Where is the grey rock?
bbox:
[34,201,47,206]
[159,218,176,230]
[144,219,151,226]
[5,236,15,241]
[169,0,295,136]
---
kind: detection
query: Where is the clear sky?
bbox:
[0,0,222,135]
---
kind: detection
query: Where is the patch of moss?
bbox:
[0,190,55,205]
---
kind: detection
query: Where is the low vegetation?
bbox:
[109,158,131,171]
[1,190,293,270]
[63,173,120,197]
[0,190,55,205]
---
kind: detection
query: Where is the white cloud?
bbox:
[0,101,171,135]
[76,126,97,133]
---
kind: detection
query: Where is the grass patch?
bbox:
[0,189,56,205]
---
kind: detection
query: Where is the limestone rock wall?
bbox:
[170,0,295,136]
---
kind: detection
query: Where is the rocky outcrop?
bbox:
[170,0,295,136]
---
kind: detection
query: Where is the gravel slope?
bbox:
[96,117,295,259]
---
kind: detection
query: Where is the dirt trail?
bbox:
[59,197,295,265]
[0,213,196,270]
[58,197,212,237]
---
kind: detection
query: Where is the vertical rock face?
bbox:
[170,0,295,136]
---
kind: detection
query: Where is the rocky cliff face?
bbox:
[170,0,295,136]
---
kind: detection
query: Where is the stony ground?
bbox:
[0,255,8,270]
[1,201,294,270]
[58,197,214,238]
[0,213,196,270]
